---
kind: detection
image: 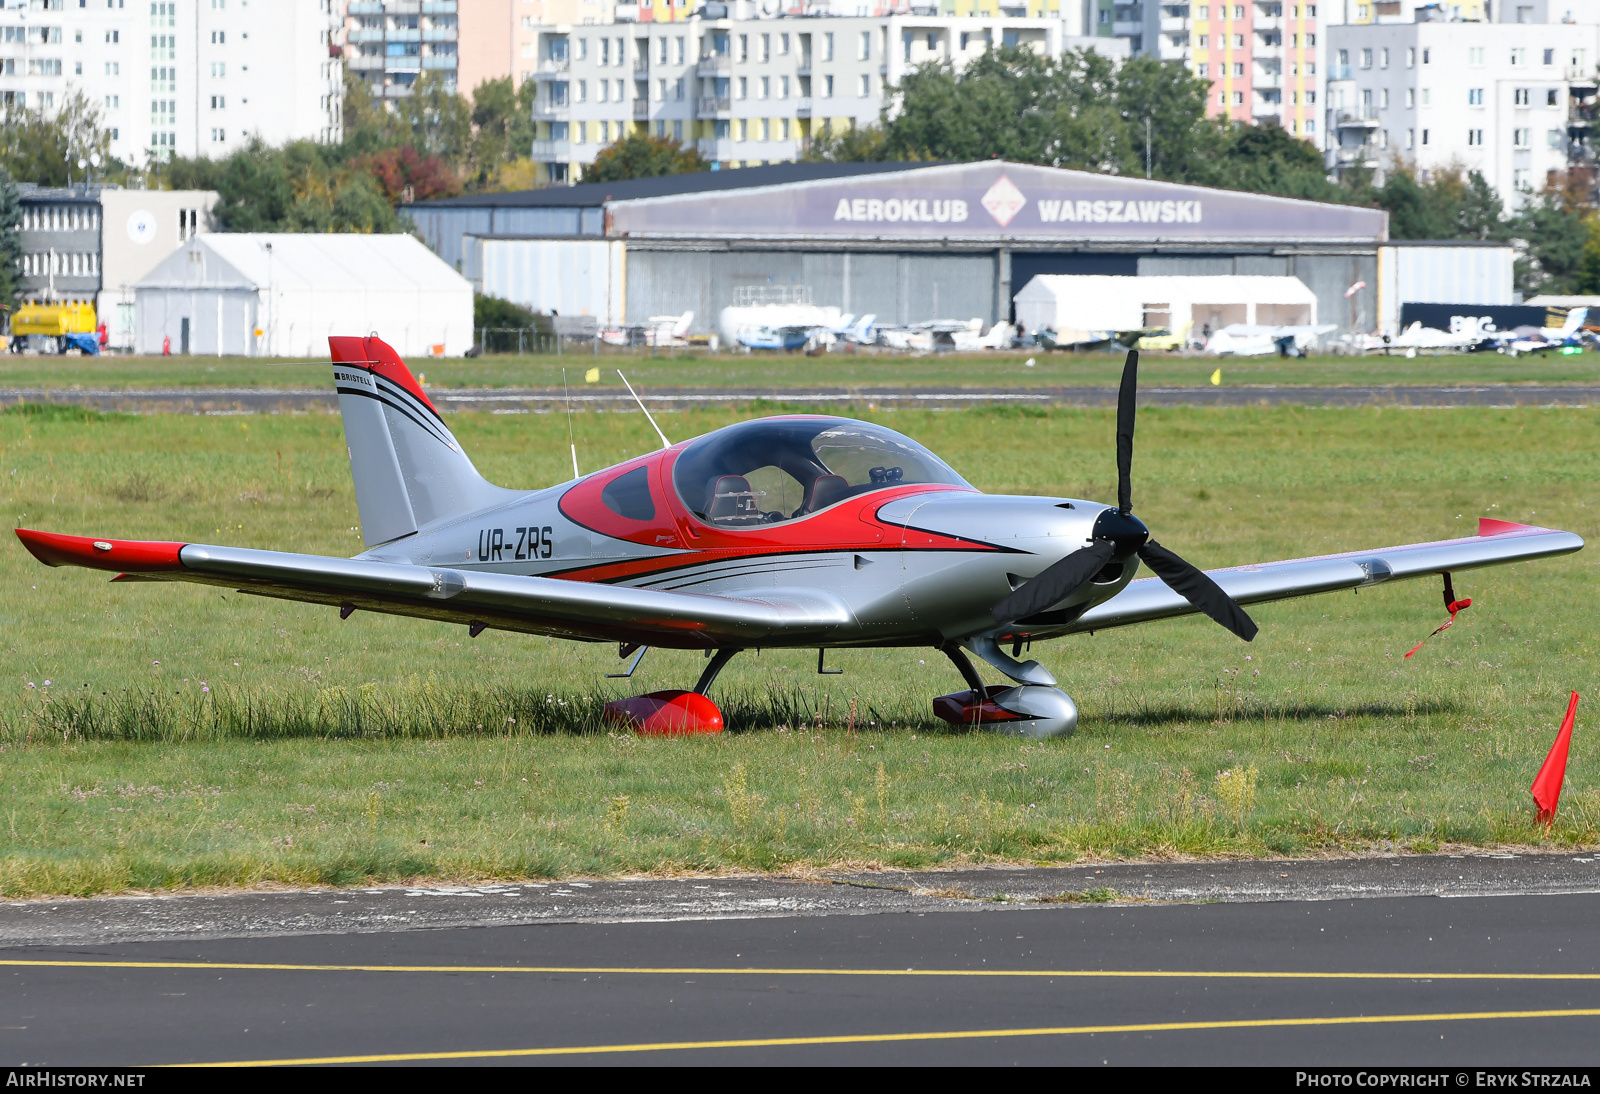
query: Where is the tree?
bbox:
[1200,122,1343,202]
[342,70,400,152]
[583,133,709,182]
[393,72,474,166]
[1369,165,1509,240]
[165,139,401,234]
[1510,190,1588,295]
[474,293,543,352]
[803,121,890,163]
[0,91,113,187]
[468,76,537,186]
[0,166,20,312]
[356,145,462,204]
[812,47,1337,202]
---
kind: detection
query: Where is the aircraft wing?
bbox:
[1071,519,1581,634]
[14,530,854,648]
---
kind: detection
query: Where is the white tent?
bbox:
[133,233,473,358]
[1014,274,1319,340]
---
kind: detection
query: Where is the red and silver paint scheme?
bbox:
[16,336,1585,737]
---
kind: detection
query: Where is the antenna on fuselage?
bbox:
[617,369,671,449]
[562,367,580,479]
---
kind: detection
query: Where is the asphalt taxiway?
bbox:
[5,855,1600,1066]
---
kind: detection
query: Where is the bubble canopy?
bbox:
[672,417,971,528]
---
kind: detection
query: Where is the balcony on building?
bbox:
[387,54,423,72]
[698,137,736,161]
[387,0,422,12]
[697,54,733,77]
[421,0,457,11]
[1335,111,1379,129]
[348,0,383,13]
[348,27,385,44]
[422,27,456,42]
[697,95,732,116]
[531,139,572,161]
[349,54,385,70]
[633,99,649,119]
[794,96,812,117]
[422,54,456,70]
[535,81,570,115]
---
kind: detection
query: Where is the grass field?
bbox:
[1,400,1597,898]
[3,348,1600,392]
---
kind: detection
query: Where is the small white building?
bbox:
[134,234,474,358]
[1014,274,1320,339]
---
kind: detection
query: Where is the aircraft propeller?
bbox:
[990,350,1259,642]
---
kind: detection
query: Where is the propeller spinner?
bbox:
[991,351,1259,642]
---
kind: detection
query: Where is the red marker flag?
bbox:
[1532,692,1580,825]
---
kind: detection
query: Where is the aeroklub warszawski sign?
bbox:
[604,161,1389,243]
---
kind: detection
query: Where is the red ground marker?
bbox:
[1532,692,1580,825]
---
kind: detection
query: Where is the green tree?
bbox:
[812,47,1335,200]
[468,76,537,185]
[803,122,889,163]
[342,70,402,155]
[1372,166,1509,240]
[583,133,709,182]
[394,72,474,166]
[166,139,400,234]
[474,293,543,352]
[0,166,20,313]
[0,91,113,186]
[1200,123,1343,201]
[1511,191,1588,295]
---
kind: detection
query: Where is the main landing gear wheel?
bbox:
[930,644,1078,738]
[601,648,742,736]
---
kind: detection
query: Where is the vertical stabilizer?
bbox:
[330,336,514,547]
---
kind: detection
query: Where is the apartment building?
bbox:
[1326,18,1600,203]
[1131,0,1323,137]
[344,0,459,97]
[525,13,1118,180]
[624,0,1069,24]
[0,0,342,164]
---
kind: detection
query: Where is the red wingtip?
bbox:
[327,335,439,416]
[15,529,185,572]
[1478,517,1540,536]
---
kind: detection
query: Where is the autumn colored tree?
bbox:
[584,133,709,182]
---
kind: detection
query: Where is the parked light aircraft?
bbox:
[16,341,1583,738]
[1204,323,1337,357]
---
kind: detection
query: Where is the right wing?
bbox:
[15,530,853,649]
[1072,518,1582,634]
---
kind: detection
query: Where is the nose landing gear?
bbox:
[931,643,1078,738]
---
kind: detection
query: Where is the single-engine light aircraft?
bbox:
[16,338,1584,737]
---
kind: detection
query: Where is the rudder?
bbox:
[330,336,513,547]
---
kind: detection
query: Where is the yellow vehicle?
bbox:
[1135,321,1194,353]
[11,301,97,336]
[7,301,99,355]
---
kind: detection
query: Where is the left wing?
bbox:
[14,530,852,649]
[1071,518,1581,634]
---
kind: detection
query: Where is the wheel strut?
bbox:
[694,647,743,695]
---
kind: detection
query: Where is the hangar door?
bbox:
[625,250,999,333]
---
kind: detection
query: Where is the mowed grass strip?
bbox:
[3,349,1600,392]
[0,401,1597,897]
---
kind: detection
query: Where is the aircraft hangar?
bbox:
[405,160,1391,338]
